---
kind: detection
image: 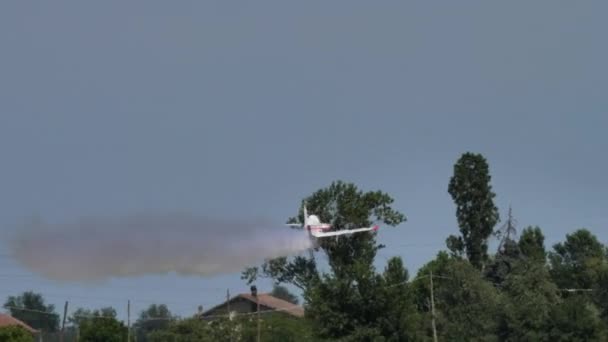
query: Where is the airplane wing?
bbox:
[313,225,379,238]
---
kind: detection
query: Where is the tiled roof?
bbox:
[0,313,38,334]
[202,292,304,318]
[238,293,304,317]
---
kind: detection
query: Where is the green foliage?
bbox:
[270,285,299,305]
[147,318,212,342]
[242,181,406,340]
[484,239,521,286]
[518,226,547,263]
[549,229,605,289]
[79,316,128,342]
[497,260,560,341]
[375,257,424,342]
[304,270,381,338]
[69,306,117,327]
[448,152,500,270]
[445,234,464,258]
[594,261,608,323]
[134,304,175,342]
[547,296,607,341]
[413,252,500,341]
[147,315,314,342]
[0,326,34,342]
[3,291,60,332]
[254,314,315,342]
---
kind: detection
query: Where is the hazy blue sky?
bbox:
[1,1,607,321]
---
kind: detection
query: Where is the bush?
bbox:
[0,326,34,342]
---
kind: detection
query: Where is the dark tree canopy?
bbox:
[549,229,606,289]
[0,326,33,342]
[375,257,424,341]
[413,252,500,341]
[448,152,500,270]
[79,316,128,342]
[485,238,521,286]
[547,296,607,341]
[518,226,547,263]
[497,260,560,341]
[134,304,174,342]
[595,262,608,323]
[148,315,314,342]
[3,291,59,333]
[270,285,299,305]
[69,306,117,327]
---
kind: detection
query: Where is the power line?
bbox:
[3,304,199,322]
[560,288,595,292]
[4,301,305,322]
[0,288,216,308]
[0,275,230,294]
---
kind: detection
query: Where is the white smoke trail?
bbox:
[10,213,310,282]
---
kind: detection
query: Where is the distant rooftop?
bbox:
[201,292,304,318]
[0,313,38,334]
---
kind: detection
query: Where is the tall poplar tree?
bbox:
[447,152,500,270]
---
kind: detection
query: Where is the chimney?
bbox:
[250,285,258,312]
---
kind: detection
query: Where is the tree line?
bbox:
[1,286,305,341]
[2,152,608,341]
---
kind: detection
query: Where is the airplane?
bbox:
[286,205,379,245]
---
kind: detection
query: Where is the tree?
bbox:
[0,326,34,342]
[147,318,212,342]
[447,152,500,270]
[3,291,60,333]
[485,239,521,286]
[549,229,605,289]
[134,304,174,341]
[412,252,500,341]
[375,257,424,341]
[497,260,560,341]
[79,316,127,342]
[69,306,117,327]
[518,226,546,263]
[445,235,465,258]
[547,296,607,341]
[594,260,608,324]
[271,285,299,305]
[250,313,315,342]
[148,315,314,342]
[242,181,406,340]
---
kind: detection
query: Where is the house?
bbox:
[0,313,38,335]
[200,286,304,320]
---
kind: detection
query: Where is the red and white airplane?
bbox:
[287,205,379,243]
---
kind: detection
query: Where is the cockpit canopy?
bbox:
[307,214,321,225]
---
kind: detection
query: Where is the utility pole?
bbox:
[226,289,231,317]
[60,301,68,342]
[127,300,131,342]
[226,289,232,341]
[251,285,260,342]
[257,294,261,342]
[430,271,438,342]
